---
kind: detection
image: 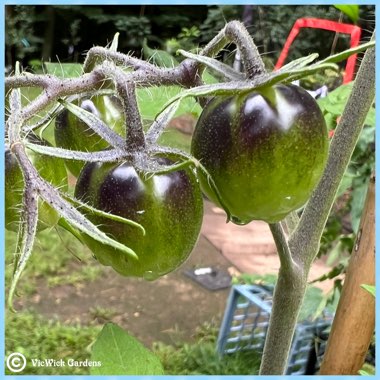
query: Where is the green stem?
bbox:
[260,267,307,374]
[201,20,266,79]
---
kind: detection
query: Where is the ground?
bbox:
[11,200,332,348]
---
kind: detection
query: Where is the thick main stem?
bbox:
[260,268,307,374]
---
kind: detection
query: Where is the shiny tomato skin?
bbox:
[191,84,329,224]
[74,158,203,279]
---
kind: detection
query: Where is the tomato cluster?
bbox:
[7,83,328,279]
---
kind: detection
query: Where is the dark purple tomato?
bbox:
[191,84,329,224]
[74,157,203,279]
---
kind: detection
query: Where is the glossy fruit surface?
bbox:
[5,135,68,232]
[55,95,124,176]
[191,84,328,224]
[74,158,203,279]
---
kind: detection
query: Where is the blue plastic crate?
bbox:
[217,284,333,375]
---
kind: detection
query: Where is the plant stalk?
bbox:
[260,267,307,374]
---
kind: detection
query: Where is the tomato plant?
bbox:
[55,95,124,176]
[5,134,68,232]
[5,18,374,376]
[74,157,203,279]
[191,84,329,224]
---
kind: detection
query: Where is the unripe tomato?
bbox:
[54,95,124,177]
[5,135,68,232]
[191,84,328,224]
[74,158,203,279]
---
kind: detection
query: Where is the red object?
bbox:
[275,18,362,83]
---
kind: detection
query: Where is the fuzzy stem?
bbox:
[200,20,266,79]
[100,63,146,151]
[260,267,307,374]
[269,223,296,273]
[224,21,266,78]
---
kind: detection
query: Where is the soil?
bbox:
[14,200,333,348]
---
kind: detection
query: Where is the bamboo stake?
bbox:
[319,174,375,374]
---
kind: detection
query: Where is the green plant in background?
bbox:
[5,6,43,68]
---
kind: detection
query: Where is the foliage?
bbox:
[314,82,375,280]
[91,323,164,375]
[334,5,359,23]
[5,6,43,64]
[303,82,375,314]
[5,311,100,375]
[154,321,261,375]
[6,5,375,70]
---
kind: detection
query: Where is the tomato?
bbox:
[5,134,68,232]
[74,157,203,279]
[191,84,329,224]
[54,95,124,176]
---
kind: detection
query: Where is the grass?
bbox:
[5,311,100,375]
[5,311,261,376]
[5,226,103,296]
[154,321,261,375]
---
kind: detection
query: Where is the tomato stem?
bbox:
[201,20,266,79]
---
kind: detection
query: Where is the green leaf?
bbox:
[318,40,375,66]
[178,49,244,81]
[91,323,164,375]
[143,39,179,68]
[44,62,83,78]
[360,284,375,298]
[277,53,319,72]
[351,177,369,233]
[334,5,359,23]
[137,85,202,120]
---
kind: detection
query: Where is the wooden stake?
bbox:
[319,174,375,374]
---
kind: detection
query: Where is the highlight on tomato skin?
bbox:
[191,84,329,224]
[74,157,204,280]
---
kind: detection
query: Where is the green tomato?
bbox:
[74,157,203,279]
[5,135,68,232]
[54,95,124,177]
[191,84,329,224]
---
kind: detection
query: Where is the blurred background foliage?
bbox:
[6,4,375,72]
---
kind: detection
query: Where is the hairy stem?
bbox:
[260,267,307,374]
[201,20,266,79]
